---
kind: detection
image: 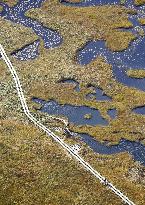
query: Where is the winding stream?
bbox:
[0,0,62,48]
[79,133,145,165]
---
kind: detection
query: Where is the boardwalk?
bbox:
[0,44,135,205]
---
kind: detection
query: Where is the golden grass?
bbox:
[1,0,145,143]
[138,18,145,25]
[1,0,18,7]
[0,120,124,205]
[134,0,145,6]
[0,118,144,205]
[0,18,38,53]
[105,31,136,51]
[127,69,145,78]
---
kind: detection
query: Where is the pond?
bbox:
[32,97,145,165]
[86,87,112,101]
[58,79,80,92]
[11,39,40,61]
[32,98,109,126]
[58,79,112,101]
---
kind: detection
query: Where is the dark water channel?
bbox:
[79,133,145,165]
[133,106,145,115]
[59,0,120,7]
[11,39,40,60]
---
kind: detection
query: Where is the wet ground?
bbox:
[32,97,145,165]
[1,0,145,165]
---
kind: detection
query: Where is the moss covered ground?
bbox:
[0,0,145,204]
[4,0,144,144]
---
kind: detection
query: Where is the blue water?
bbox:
[79,133,145,165]
[133,106,145,114]
[58,79,112,100]
[32,97,46,105]
[60,0,145,8]
[32,97,145,165]
[107,109,117,119]
[33,98,108,126]
[11,39,40,60]
[86,86,112,101]
[58,79,80,92]
[0,0,62,49]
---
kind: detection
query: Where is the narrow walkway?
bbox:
[0,44,135,205]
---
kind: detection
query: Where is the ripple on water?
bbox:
[0,0,63,49]
[11,39,40,61]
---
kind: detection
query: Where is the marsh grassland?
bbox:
[0,0,145,204]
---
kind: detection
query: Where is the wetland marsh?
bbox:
[1,0,145,204]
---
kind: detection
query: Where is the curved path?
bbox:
[0,44,135,205]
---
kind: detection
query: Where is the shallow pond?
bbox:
[58,79,112,101]
[32,98,109,126]
[133,106,145,114]
[32,97,145,165]
[107,109,117,119]
[58,79,80,92]
[86,87,112,101]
